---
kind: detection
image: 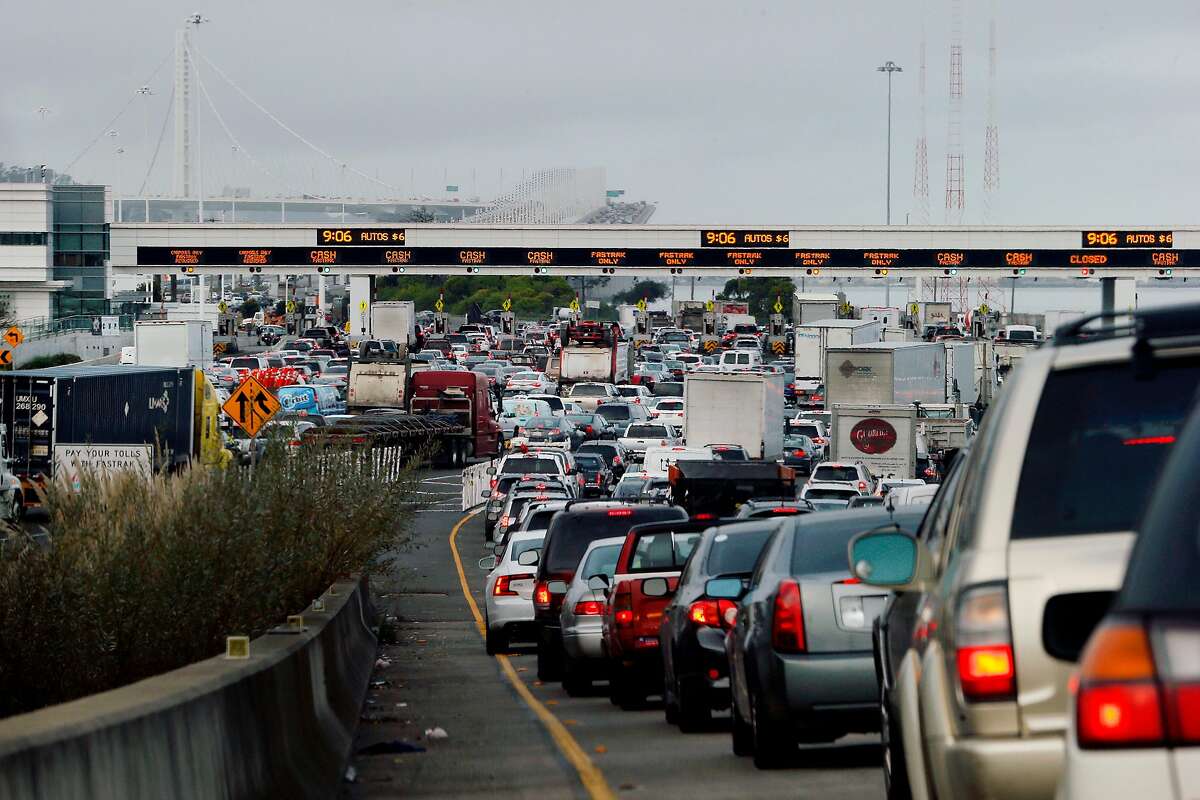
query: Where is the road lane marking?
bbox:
[448,512,616,800]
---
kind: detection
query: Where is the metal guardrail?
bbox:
[12,315,135,342]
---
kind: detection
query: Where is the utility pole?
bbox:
[877,61,903,225]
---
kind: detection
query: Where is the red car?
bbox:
[602,519,707,709]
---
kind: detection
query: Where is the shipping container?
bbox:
[683,373,784,460]
[0,366,196,485]
[793,319,884,382]
[824,342,947,407]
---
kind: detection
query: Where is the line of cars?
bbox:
[475,303,1200,796]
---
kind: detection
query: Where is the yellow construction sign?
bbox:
[773,297,784,314]
[636,297,648,312]
[222,376,281,439]
[705,300,714,312]
[771,340,786,354]
[502,297,512,312]
[434,296,445,312]
[569,297,581,313]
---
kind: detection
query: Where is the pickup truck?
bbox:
[602,520,709,708]
[617,422,680,463]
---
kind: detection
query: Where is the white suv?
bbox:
[808,461,875,495]
[566,382,621,412]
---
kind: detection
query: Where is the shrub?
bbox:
[0,439,424,717]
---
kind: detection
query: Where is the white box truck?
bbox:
[370,301,416,354]
[792,293,841,325]
[831,404,918,480]
[824,342,946,407]
[559,341,629,386]
[944,340,979,405]
[860,306,902,328]
[793,318,884,391]
[918,302,953,331]
[683,373,784,460]
[133,320,213,370]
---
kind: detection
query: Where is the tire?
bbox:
[731,692,754,756]
[562,653,590,697]
[677,676,713,733]
[537,629,562,681]
[485,622,507,656]
[881,687,913,800]
[751,693,795,769]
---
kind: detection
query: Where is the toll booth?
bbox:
[499,311,516,336]
[699,311,721,355]
[765,313,791,357]
[432,312,450,335]
[631,310,653,349]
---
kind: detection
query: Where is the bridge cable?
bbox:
[137,84,174,195]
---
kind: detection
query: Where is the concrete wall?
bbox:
[0,578,376,800]
[12,332,133,367]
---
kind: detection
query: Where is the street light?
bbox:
[877,61,903,225]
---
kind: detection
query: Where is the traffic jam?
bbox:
[460,297,1200,798]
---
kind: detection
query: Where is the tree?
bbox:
[240,299,260,317]
[720,277,796,319]
[405,206,436,223]
[611,280,668,305]
[376,275,576,316]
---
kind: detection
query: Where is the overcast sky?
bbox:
[4,0,1199,225]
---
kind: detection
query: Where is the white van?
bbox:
[641,445,714,477]
[718,349,762,372]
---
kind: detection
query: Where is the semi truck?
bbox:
[682,372,784,460]
[793,319,884,398]
[370,301,417,354]
[0,365,225,506]
[310,370,502,465]
[557,322,629,388]
[943,340,979,405]
[830,404,918,480]
[671,300,707,331]
[792,293,841,325]
[133,320,214,370]
[917,301,953,331]
[824,341,947,407]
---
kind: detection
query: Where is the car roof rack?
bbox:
[1054,302,1200,347]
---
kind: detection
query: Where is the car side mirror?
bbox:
[547,580,568,594]
[587,574,610,591]
[493,544,505,556]
[478,555,498,570]
[847,528,931,590]
[481,489,492,498]
[486,466,496,475]
[641,577,673,598]
[516,549,540,566]
[704,576,744,600]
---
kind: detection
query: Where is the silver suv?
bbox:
[848,305,1200,800]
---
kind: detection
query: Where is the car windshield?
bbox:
[705,526,776,575]
[791,511,923,574]
[616,387,641,397]
[813,466,860,482]
[501,457,561,474]
[571,385,607,396]
[543,506,684,573]
[566,414,596,427]
[1012,357,1200,539]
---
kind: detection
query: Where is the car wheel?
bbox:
[677,676,712,733]
[562,653,590,697]
[751,693,794,769]
[881,686,913,800]
[485,621,507,656]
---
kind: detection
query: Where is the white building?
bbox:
[0,184,72,320]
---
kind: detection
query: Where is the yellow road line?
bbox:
[448,512,616,800]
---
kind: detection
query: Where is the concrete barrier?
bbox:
[462,458,497,511]
[0,577,376,800]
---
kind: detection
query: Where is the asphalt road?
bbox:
[342,467,885,799]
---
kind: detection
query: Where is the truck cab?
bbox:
[408,371,502,458]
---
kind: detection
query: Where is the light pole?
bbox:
[878,61,902,308]
[877,61,903,225]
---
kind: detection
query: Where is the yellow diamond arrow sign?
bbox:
[222,375,281,439]
[636,297,647,312]
[3,326,23,347]
[773,296,784,314]
[434,296,445,312]
[502,297,512,312]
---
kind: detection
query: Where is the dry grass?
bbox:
[0,437,425,717]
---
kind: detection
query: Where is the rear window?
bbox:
[571,385,608,397]
[1012,358,1200,539]
[790,512,923,574]
[813,465,860,482]
[791,424,822,439]
[710,447,747,461]
[596,405,632,422]
[628,531,700,572]
[612,478,647,498]
[522,508,562,531]
[501,457,561,474]
[231,358,260,369]
[579,543,623,581]
[805,488,857,500]
[705,526,776,575]
[543,506,686,573]
[574,454,604,469]
[626,425,666,438]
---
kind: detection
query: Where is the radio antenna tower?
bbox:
[944,0,965,225]
[982,0,999,222]
[913,9,930,225]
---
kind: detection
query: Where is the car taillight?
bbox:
[924,466,938,478]
[574,600,606,616]
[607,507,633,516]
[692,512,715,521]
[793,449,806,457]
[689,599,738,630]
[534,581,551,608]
[494,573,535,597]
[955,584,1015,701]
[499,515,510,528]
[595,474,603,484]
[771,579,805,653]
[585,425,594,434]
[857,480,867,491]
[489,478,498,489]
[613,456,622,465]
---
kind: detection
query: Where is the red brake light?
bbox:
[1076,621,1166,747]
[793,449,806,457]
[613,456,622,465]
[607,508,633,517]
[692,513,715,521]
[616,609,633,625]
[1122,435,1176,446]
[957,646,1015,699]
[771,579,805,653]
[574,600,606,616]
[689,599,738,629]
[534,581,551,608]
[494,573,535,597]
[954,584,1015,701]
[857,481,867,491]
[770,506,801,514]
